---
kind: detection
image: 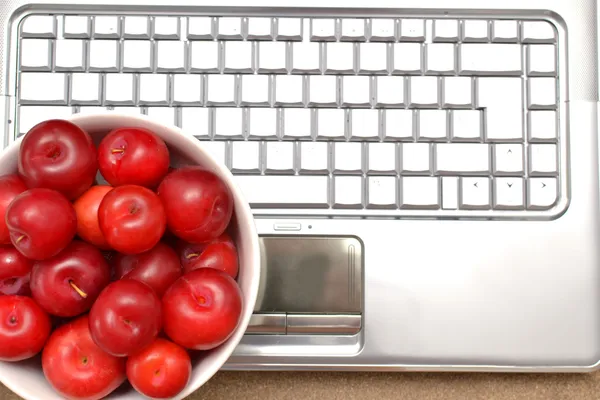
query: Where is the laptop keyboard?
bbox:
[13,13,563,218]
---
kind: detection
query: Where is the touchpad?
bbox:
[255,236,363,314]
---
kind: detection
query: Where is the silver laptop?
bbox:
[1,0,598,372]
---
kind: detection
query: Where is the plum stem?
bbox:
[15,235,25,244]
[186,253,199,259]
[69,280,87,298]
[111,148,125,154]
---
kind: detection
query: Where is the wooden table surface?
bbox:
[3,370,600,399]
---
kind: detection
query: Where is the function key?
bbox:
[92,16,122,39]
[247,17,273,40]
[187,17,215,40]
[21,15,57,38]
[152,16,180,39]
[492,20,519,43]
[399,19,424,42]
[370,19,397,41]
[461,20,490,42]
[216,17,243,40]
[63,16,91,39]
[311,18,336,41]
[521,21,556,43]
[123,16,151,39]
[341,19,366,41]
[276,18,303,41]
[433,20,459,42]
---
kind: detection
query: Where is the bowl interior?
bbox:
[0,113,260,400]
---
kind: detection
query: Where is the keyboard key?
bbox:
[258,42,287,73]
[359,43,388,74]
[367,143,396,174]
[20,73,66,104]
[494,178,524,209]
[442,177,459,210]
[376,76,405,107]
[156,41,186,72]
[493,144,524,175]
[89,40,119,71]
[325,43,355,74]
[334,142,363,174]
[460,44,521,76]
[528,78,557,109]
[418,110,447,141]
[477,77,523,141]
[309,76,338,107]
[425,43,456,74]
[189,41,219,72]
[122,41,152,71]
[461,20,490,42]
[233,175,329,208]
[276,18,303,40]
[248,18,273,40]
[275,75,304,106]
[521,21,556,43]
[435,143,490,175]
[370,19,397,41]
[300,142,329,174]
[70,73,101,105]
[400,177,439,209]
[311,19,336,41]
[400,143,430,174]
[241,75,270,106]
[19,106,72,135]
[214,108,244,139]
[367,177,397,209]
[217,17,243,40]
[123,16,150,39]
[492,20,518,43]
[529,144,557,176]
[93,16,121,39]
[248,108,278,139]
[172,75,202,105]
[341,19,366,41]
[334,176,363,209]
[206,75,237,106]
[392,43,423,74]
[459,177,491,209]
[527,45,556,76]
[139,74,169,105]
[146,107,176,127]
[21,15,57,38]
[231,141,261,173]
[342,76,370,106]
[433,20,459,42]
[180,107,210,138]
[63,16,91,39]
[350,109,380,140]
[443,77,473,108]
[187,17,215,40]
[104,74,135,105]
[55,40,85,71]
[451,110,481,141]
[384,110,414,141]
[224,42,254,73]
[409,76,439,108]
[527,178,558,210]
[291,42,321,74]
[153,17,180,39]
[199,141,226,165]
[528,111,557,142]
[20,39,51,71]
[283,109,312,140]
[399,19,425,41]
[265,142,295,174]
[316,109,345,140]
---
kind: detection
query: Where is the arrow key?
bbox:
[527,178,557,210]
[493,144,524,175]
[494,177,524,210]
[460,177,490,209]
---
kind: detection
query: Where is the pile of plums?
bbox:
[0,119,242,400]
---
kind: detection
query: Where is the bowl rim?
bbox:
[0,112,261,400]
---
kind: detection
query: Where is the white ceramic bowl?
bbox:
[0,113,261,400]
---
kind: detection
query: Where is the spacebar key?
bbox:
[233,176,330,208]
